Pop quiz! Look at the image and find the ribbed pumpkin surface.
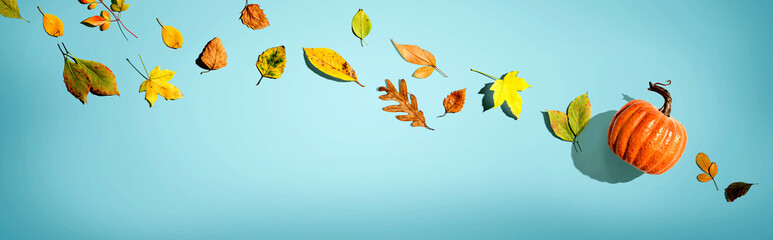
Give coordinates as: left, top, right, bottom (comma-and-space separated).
607, 100, 687, 174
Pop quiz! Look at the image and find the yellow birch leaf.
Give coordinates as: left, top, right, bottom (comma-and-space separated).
256, 45, 286, 86
139, 66, 183, 107
37, 6, 63, 37
303, 47, 363, 87
157, 18, 183, 49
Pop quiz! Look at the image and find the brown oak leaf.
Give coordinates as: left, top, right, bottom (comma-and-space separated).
240, 1, 269, 30
378, 79, 433, 130
196, 37, 227, 74
439, 88, 466, 118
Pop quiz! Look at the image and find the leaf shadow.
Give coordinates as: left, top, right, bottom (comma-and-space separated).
303, 50, 349, 83
477, 74, 518, 121
570, 110, 644, 183
622, 93, 635, 102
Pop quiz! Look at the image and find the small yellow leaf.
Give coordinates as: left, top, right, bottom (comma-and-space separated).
412, 66, 434, 79
88, 3, 97, 10
100, 10, 110, 21
38, 7, 63, 37
709, 162, 718, 178
696, 152, 711, 173
697, 173, 712, 183
100, 20, 110, 31
256, 45, 286, 86
157, 18, 183, 49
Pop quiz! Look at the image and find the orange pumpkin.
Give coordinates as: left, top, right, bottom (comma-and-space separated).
607, 81, 687, 174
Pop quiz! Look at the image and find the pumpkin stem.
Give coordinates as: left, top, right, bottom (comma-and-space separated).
648, 80, 672, 117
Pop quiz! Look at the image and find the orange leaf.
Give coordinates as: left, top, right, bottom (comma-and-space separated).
391, 39, 447, 78
697, 173, 712, 183
81, 16, 107, 27
196, 37, 228, 74
240, 2, 269, 30
439, 88, 466, 118
377, 79, 433, 130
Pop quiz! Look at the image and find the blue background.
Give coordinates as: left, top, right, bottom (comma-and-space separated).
1, 0, 771, 239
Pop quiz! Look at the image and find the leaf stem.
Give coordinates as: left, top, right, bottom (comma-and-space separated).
138, 54, 150, 77
435, 67, 448, 78
470, 69, 500, 81
37, 6, 44, 15
97, 0, 137, 38
438, 112, 448, 118
256, 76, 264, 86
711, 178, 718, 191
156, 18, 163, 27
126, 58, 148, 80
354, 80, 365, 87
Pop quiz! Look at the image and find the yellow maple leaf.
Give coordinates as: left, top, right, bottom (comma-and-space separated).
139, 66, 183, 107
472, 69, 531, 118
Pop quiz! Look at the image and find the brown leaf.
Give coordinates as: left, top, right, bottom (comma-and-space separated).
240, 2, 269, 30
377, 79, 433, 130
439, 88, 466, 118
196, 37, 227, 74
725, 182, 757, 202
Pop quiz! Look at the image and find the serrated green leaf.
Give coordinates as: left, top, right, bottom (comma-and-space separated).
351, 9, 371, 46
546, 110, 574, 142
0, 0, 28, 22
568, 93, 590, 136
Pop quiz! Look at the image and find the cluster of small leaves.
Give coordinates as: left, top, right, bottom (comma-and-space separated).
695, 153, 757, 202
58, 43, 119, 104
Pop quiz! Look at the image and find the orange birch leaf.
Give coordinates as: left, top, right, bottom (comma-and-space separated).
240, 1, 269, 30
196, 37, 228, 74
439, 88, 466, 118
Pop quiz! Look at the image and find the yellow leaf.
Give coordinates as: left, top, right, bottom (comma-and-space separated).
303, 47, 363, 87
38, 7, 63, 37
139, 66, 183, 107
157, 18, 183, 49
709, 162, 718, 178
491, 71, 530, 118
256, 45, 286, 86
697, 173, 712, 183
696, 152, 711, 173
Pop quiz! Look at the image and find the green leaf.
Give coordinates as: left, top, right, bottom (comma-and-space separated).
63, 58, 91, 104
75, 58, 120, 96
568, 93, 590, 136
546, 110, 574, 142
0, 0, 28, 22
256, 45, 286, 85
351, 9, 371, 46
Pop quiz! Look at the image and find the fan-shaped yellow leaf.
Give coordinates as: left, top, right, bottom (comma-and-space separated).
139, 66, 183, 107
38, 7, 63, 37
157, 18, 182, 49
303, 47, 363, 87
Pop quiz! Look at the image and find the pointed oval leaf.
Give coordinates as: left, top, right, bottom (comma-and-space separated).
303, 47, 363, 87
391, 39, 436, 66
88, 3, 97, 10
41, 11, 63, 37
412, 66, 434, 79
75, 58, 119, 96
240, 3, 269, 30
257, 45, 286, 80
567, 93, 591, 136
63, 58, 90, 104
352, 9, 371, 45
81, 15, 107, 27
1, 0, 27, 22
157, 19, 183, 49
546, 110, 574, 142
709, 162, 718, 178
725, 182, 756, 202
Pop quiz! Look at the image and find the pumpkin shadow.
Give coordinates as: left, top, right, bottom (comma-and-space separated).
621, 93, 635, 102
477, 81, 518, 120
569, 110, 644, 183
303, 50, 350, 84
